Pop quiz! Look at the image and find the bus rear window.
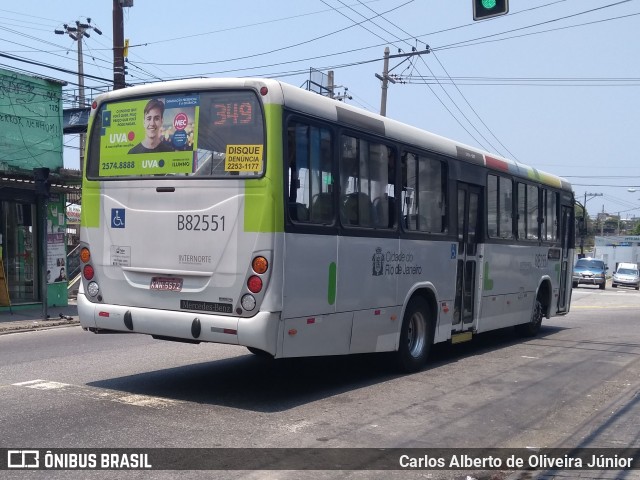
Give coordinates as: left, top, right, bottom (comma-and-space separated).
86, 90, 265, 179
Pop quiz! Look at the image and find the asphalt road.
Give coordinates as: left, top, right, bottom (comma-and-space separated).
1, 285, 639, 480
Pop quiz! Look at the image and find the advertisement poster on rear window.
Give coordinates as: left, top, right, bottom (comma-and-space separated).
98, 95, 199, 177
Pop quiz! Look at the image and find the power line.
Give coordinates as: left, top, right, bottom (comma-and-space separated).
430, 49, 519, 159
433, 2, 637, 52
3, 2, 636, 92
146, 10, 640, 83
0, 51, 118, 85
127, 0, 415, 67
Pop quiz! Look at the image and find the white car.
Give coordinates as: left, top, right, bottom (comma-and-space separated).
612, 267, 640, 290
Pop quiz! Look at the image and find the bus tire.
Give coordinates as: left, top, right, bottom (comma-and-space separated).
396, 297, 432, 373
516, 298, 543, 337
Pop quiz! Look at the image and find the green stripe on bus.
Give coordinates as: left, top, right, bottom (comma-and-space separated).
328, 262, 337, 305
244, 103, 284, 233
80, 113, 100, 228
483, 261, 494, 291
80, 180, 100, 228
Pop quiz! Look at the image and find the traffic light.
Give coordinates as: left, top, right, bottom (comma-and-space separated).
33, 167, 51, 197
473, 0, 509, 21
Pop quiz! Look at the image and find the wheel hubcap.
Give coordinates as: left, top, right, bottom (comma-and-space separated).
407, 312, 426, 358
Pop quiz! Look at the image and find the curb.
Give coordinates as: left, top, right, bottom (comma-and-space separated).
0, 318, 80, 335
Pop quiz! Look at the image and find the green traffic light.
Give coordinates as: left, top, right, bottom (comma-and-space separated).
474, 0, 508, 20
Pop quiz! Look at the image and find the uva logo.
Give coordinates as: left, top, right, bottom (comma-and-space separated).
142, 159, 165, 168
109, 132, 136, 143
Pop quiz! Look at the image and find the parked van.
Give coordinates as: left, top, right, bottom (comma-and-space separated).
572, 257, 607, 289
612, 263, 640, 290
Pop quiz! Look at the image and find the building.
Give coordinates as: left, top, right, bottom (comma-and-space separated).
0, 68, 80, 310
593, 235, 640, 272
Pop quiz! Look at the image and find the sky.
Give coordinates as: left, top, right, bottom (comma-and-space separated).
1, 0, 639, 219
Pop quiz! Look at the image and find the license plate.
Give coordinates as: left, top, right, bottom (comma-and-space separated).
150, 277, 183, 291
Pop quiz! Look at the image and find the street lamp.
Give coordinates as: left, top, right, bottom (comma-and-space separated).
55, 18, 102, 173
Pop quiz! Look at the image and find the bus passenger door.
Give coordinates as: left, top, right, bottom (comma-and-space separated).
453, 183, 483, 334
557, 204, 572, 313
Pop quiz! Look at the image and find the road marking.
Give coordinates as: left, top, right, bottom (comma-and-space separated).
281, 420, 313, 433
13, 379, 69, 390
521, 356, 539, 359
570, 305, 638, 309
12, 379, 181, 409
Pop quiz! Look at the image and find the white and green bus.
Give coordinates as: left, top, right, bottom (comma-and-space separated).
78, 78, 575, 372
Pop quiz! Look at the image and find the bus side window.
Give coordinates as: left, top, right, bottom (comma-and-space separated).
543, 189, 558, 241
488, 174, 514, 240
401, 150, 447, 233
339, 137, 394, 229
517, 182, 540, 241
287, 122, 334, 224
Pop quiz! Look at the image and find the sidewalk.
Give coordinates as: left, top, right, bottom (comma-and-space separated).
0, 300, 79, 335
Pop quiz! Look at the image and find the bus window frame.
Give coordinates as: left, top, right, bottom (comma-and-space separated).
486, 173, 516, 244
542, 188, 560, 244
283, 113, 338, 235
516, 181, 542, 243
85, 88, 268, 182
398, 147, 450, 238
337, 128, 398, 236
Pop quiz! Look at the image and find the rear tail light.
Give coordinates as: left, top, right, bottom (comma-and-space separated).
247, 275, 263, 293
83, 264, 95, 280
240, 254, 270, 313
252, 256, 268, 274
80, 247, 91, 263
241, 294, 256, 311
86, 281, 100, 297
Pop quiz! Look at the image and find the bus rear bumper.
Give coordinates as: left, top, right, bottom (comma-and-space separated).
78, 292, 281, 355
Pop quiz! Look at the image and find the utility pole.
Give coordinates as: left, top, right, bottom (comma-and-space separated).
377, 47, 393, 116
581, 192, 603, 255
55, 18, 102, 173
34, 168, 50, 320
323, 70, 351, 102
327, 71, 334, 99
375, 46, 430, 117
113, 0, 126, 90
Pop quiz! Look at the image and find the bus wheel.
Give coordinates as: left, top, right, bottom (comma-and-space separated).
516, 298, 543, 337
396, 297, 432, 373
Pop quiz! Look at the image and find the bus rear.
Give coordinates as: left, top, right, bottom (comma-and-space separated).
78, 79, 284, 354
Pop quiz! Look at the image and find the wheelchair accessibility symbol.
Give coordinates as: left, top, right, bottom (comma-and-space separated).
111, 208, 126, 228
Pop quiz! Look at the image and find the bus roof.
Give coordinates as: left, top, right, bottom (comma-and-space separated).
92, 77, 572, 192
276, 80, 572, 192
